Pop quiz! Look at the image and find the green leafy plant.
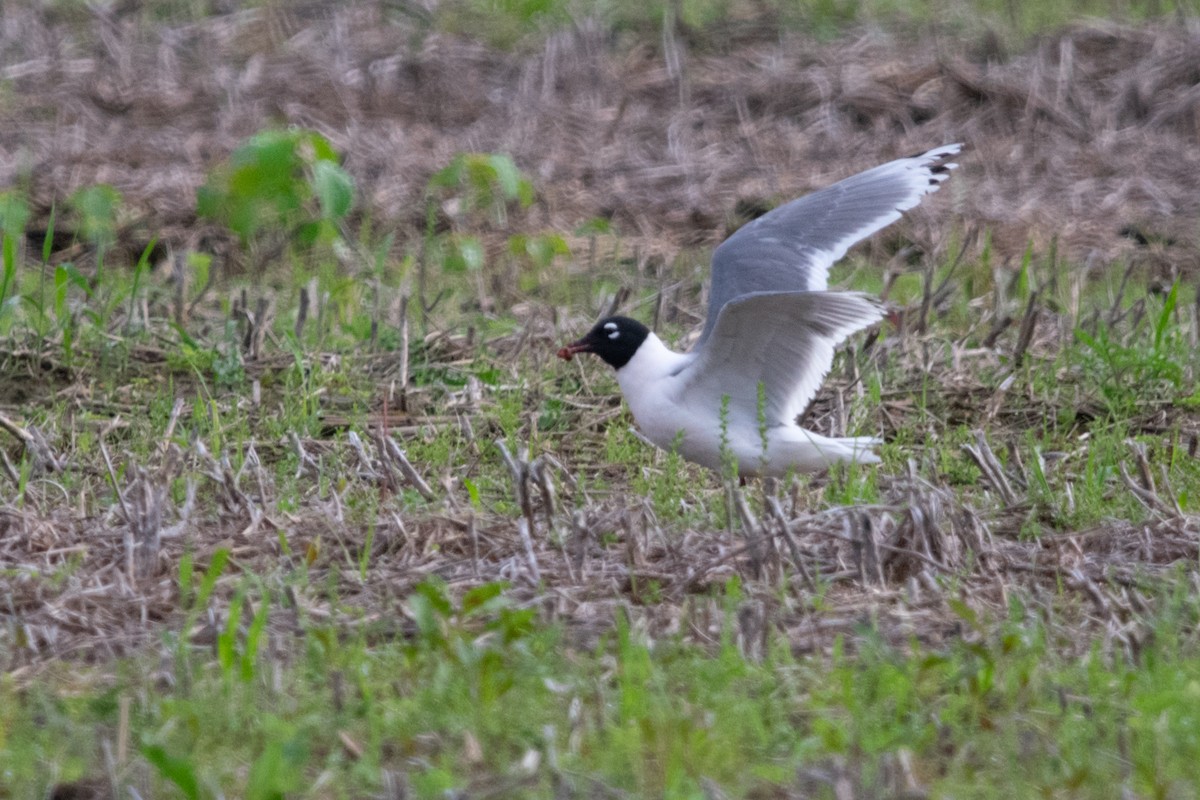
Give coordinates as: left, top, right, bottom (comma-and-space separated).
217, 582, 271, 683
1074, 281, 1186, 413
421, 152, 533, 296
51, 262, 88, 363
427, 231, 485, 275
68, 184, 122, 250
245, 725, 308, 800
427, 152, 533, 225
141, 744, 201, 800
0, 190, 29, 327
197, 129, 355, 258
718, 392, 737, 482
508, 230, 571, 290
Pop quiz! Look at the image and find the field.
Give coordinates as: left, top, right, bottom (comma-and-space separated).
2, 1, 1200, 797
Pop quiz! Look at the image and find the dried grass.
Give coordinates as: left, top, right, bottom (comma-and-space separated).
2, 409, 1196, 674
2, 4, 1200, 672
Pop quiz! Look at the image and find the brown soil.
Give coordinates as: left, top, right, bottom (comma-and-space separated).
2, 3, 1200, 269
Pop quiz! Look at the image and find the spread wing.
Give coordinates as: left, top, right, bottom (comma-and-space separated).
678, 291, 884, 427
697, 144, 960, 346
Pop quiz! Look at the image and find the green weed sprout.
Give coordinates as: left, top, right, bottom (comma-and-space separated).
197, 129, 355, 261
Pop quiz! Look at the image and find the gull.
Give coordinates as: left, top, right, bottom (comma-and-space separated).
558, 145, 961, 477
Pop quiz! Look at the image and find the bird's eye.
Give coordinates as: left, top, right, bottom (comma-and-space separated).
608, 331, 620, 340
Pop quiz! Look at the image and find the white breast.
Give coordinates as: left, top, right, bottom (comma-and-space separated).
614, 335, 737, 469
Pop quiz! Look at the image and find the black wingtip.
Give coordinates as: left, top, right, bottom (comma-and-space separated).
906, 144, 964, 161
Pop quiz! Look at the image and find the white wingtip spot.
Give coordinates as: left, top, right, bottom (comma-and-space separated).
911, 144, 963, 196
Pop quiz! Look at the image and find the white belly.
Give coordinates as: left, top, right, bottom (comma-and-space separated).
609, 332, 879, 476
620, 374, 879, 476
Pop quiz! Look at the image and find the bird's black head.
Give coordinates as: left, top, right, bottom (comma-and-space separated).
557, 316, 650, 370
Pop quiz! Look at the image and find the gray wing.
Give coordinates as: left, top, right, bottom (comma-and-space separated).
697, 144, 960, 346
679, 291, 884, 427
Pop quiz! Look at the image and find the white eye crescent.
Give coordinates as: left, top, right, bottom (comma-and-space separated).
603, 321, 618, 331
608, 331, 619, 340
